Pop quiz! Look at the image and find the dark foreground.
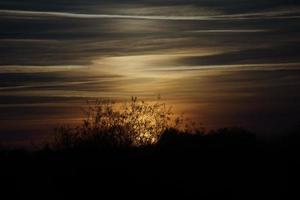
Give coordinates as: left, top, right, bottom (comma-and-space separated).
0, 128, 293, 200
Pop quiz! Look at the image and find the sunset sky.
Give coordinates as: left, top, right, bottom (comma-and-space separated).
0, 0, 300, 145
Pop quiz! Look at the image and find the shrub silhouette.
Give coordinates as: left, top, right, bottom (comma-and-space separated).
49, 97, 195, 149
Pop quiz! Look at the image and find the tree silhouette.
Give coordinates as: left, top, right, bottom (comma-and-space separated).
49, 97, 194, 149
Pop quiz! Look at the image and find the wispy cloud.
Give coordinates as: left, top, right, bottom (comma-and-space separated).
1, 9, 300, 21
187, 29, 268, 33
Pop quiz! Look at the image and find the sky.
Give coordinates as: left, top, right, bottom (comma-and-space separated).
0, 0, 300, 145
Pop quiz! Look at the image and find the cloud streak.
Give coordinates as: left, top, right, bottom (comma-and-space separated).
1, 9, 300, 21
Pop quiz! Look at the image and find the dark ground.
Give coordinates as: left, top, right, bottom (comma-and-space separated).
0, 127, 293, 200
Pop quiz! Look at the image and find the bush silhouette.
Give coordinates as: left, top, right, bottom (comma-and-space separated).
49, 97, 196, 149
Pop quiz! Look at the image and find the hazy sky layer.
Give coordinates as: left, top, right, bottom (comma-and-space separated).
1, 0, 300, 145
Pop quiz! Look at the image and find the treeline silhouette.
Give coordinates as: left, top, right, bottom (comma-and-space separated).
0, 98, 293, 199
